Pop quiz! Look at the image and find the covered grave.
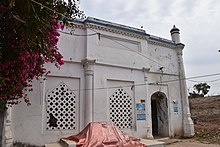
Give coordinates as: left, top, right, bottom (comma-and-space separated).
63, 122, 145, 147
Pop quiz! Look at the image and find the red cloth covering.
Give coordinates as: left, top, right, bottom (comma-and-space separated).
63, 122, 145, 147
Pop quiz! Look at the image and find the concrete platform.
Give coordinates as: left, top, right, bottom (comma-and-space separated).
45, 138, 165, 147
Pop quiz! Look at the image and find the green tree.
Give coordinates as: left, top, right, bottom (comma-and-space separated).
193, 83, 211, 96
0, 0, 84, 110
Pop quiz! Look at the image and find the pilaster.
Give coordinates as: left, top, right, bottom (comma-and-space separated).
142, 67, 153, 139
81, 59, 96, 126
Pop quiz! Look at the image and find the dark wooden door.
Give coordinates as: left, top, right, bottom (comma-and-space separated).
151, 99, 158, 136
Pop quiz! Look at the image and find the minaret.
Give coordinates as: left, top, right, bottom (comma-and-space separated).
170, 25, 195, 137
170, 25, 181, 44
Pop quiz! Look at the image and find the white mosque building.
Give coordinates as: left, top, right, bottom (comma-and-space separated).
2, 17, 194, 146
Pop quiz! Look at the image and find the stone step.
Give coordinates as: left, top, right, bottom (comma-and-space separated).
44, 142, 63, 147
157, 137, 181, 145
140, 139, 166, 147
60, 139, 77, 147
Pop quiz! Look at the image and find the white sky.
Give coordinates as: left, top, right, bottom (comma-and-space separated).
80, 0, 220, 95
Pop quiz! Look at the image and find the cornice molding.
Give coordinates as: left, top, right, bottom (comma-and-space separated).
68, 21, 86, 30
85, 23, 147, 39
147, 39, 177, 49
67, 21, 179, 49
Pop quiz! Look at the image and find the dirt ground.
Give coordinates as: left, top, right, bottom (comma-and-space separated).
166, 96, 220, 146
166, 139, 220, 147
189, 96, 220, 145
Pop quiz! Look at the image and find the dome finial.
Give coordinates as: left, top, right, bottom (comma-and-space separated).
170, 25, 180, 43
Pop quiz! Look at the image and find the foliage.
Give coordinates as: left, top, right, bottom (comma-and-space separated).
0, 0, 84, 110
192, 83, 211, 97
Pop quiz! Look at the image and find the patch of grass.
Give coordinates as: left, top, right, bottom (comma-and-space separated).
194, 131, 220, 145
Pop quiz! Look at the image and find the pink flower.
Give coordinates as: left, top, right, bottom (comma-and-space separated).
61, 23, 65, 30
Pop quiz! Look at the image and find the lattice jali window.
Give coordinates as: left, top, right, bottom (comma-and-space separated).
109, 88, 133, 129
46, 82, 76, 130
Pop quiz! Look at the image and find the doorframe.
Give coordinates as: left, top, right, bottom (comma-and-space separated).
151, 91, 170, 138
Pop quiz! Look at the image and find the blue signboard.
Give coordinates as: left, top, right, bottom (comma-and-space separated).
137, 114, 146, 120
136, 103, 146, 120
173, 102, 178, 113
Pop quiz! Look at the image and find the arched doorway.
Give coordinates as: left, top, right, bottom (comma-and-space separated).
151, 92, 169, 138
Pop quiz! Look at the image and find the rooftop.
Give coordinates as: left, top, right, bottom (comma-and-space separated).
73, 17, 176, 45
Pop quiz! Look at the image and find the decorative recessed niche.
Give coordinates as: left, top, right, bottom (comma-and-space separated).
109, 88, 133, 129
46, 82, 76, 130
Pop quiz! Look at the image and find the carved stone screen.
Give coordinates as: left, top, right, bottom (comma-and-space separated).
109, 88, 133, 129
46, 82, 76, 130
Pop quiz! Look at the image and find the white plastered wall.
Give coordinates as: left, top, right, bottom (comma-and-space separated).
11, 26, 87, 145
11, 23, 186, 145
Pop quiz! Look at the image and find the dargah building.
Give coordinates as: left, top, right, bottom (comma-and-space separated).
2, 17, 194, 146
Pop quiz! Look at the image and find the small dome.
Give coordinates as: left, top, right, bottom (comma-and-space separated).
170, 25, 180, 34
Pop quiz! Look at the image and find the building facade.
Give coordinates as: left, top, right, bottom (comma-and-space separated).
6, 17, 194, 146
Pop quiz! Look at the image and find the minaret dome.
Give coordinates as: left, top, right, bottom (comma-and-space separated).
170, 25, 181, 44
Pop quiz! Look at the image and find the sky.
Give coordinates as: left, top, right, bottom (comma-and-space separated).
79, 0, 220, 95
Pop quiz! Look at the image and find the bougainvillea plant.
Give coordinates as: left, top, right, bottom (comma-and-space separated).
0, 0, 84, 110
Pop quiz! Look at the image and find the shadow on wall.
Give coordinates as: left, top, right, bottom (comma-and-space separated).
13, 142, 41, 147
0, 112, 4, 146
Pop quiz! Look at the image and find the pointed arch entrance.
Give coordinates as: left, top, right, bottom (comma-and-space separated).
151, 91, 169, 138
